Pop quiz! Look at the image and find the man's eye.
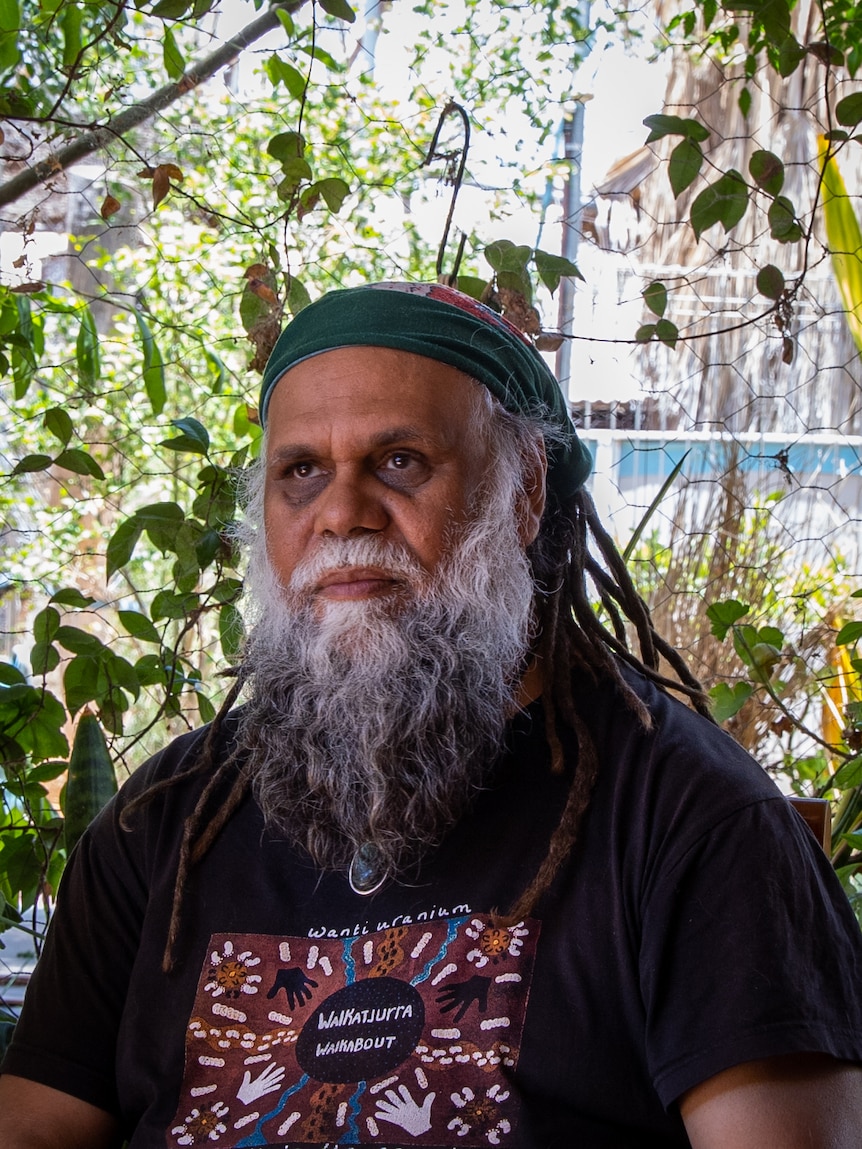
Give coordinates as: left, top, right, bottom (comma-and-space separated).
288, 461, 321, 479
379, 452, 429, 486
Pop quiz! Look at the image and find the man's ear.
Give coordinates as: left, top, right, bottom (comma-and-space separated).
517, 437, 547, 547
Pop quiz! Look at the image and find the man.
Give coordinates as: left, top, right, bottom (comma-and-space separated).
1, 281, 861, 1148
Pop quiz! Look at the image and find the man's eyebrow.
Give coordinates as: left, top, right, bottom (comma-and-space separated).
268, 426, 439, 464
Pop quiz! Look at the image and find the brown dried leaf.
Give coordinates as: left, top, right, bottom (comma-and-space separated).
162, 163, 184, 182
782, 336, 795, 364
152, 166, 171, 209
137, 167, 155, 178
12, 254, 25, 268
0, 126, 5, 146
100, 194, 121, 221
11, 281, 45, 294
248, 314, 282, 373
245, 263, 270, 280
497, 287, 541, 335
535, 332, 564, 352
248, 280, 278, 305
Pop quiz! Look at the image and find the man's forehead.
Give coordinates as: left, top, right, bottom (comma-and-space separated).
265, 345, 487, 433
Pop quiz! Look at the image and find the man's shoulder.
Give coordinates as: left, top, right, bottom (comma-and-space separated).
571, 661, 782, 807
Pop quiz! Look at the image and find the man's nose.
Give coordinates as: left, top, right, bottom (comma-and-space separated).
313, 469, 389, 538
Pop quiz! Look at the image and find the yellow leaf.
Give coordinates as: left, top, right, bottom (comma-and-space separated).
819, 137, 862, 352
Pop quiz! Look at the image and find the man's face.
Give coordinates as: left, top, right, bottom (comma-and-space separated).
263, 346, 496, 611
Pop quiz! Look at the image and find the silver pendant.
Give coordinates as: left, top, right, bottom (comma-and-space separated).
348, 843, 388, 896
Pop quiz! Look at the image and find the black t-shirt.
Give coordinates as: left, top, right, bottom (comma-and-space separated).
5, 669, 862, 1148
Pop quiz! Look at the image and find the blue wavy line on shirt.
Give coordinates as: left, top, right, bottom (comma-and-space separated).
235, 1073, 310, 1147
343, 1081, 365, 1141
411, 915, 467, 986
343, 935, 357, 984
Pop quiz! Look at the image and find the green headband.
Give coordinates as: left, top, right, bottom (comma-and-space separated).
259, 282, 592, 496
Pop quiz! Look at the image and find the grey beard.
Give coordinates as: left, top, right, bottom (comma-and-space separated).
234, 502, 536, 882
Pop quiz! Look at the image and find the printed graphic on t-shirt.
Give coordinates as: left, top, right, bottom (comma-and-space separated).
169, 915, 539, 1147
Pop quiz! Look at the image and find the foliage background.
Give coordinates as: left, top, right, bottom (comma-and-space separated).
0, 0, 861, 1024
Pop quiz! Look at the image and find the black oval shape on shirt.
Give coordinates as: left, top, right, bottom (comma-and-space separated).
296, 976, 425, 1083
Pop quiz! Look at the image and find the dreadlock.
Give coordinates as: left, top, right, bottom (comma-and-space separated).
127, 401, 713, 972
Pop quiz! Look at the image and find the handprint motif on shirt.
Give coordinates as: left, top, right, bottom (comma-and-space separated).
237, 1062, 285, 1105
375, 1084, 436, 1136
436, 974, 491, 1023
266, 967, 318, 1009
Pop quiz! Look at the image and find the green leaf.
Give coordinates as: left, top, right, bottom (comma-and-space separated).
267, 131, 306, 163
30, 641, 59, 676
314, 177, 350, 213
837, 93, 862, 129
266, 54, 306, 99
44, 406, 73, 447
61, 2, 82, 68
135, 654, 167, 687
452, 276, 489, 301
690, 169, 749, 239
0, 0, 21, 72
534, 249, 583, 294
287, 277, 312, 315
54, 626, 105, 656
198, 692, 216, 724
275, 8, 295, 35
707, 599, 750, 641
768, 195, 803, 242
484, 239, 532, 274
151, 590, 199, 621
756, 264, 785, 300
54, 448, 105, 481
75, 305, 100, 393
276, 157, 313, 196
204, 348, 226, 394
118, 610, 161, 644
709, 681, 755, 723
219, 602, 245, 661
160, 416, 210, 455
738, 87, 752, 118
668, 138, 703, 198
635, 323, 657, 343
656, 319, 679, 348
195, 527, 221, 569
642, 281, 667, 318
135, 312, 166, 416
63, 656, 101, 716
33, 606, 60, 645
777, 34, 805, 77
12, 453, 53, 475
50, 587, 96, 608
749, 150, 784, 195
643, 114, 710, 144
836, 621, 862, 646
298, 43, 339, 70
831, 754, 862, 790
162, 25, 185, 80
319, 0, 355, 21
0, 662, 25, 686
212, 577, 243, 604
106, 516, 143, 581
151, 0, 191, 15
137, 502, 185, 552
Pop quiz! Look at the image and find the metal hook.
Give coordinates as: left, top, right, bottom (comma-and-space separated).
423, 101, 471, 283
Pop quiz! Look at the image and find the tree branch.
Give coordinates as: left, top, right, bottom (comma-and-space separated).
0, 0, 308, 211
